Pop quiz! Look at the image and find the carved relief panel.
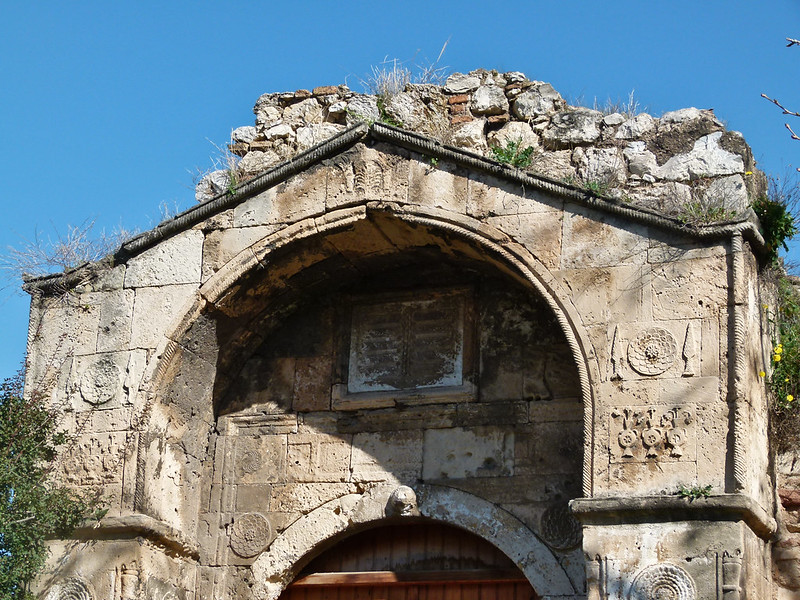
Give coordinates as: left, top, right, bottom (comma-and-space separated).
609, 405, 696, 463
610, 322, 700, 381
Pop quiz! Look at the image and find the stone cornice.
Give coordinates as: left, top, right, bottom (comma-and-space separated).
570, 494, 777, 540
23, 121, 767, 296
70, 514, 199, 560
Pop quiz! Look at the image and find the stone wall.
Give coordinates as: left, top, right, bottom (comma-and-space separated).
199, 69, 764, 225
26, 72, 782, 600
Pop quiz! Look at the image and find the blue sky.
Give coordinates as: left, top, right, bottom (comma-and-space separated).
1, 1, 799, 379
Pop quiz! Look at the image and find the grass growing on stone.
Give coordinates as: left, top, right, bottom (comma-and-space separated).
490, 139, 535, 169
676, 484, 712, 500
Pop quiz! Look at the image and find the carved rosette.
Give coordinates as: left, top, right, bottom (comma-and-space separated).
45, 578, 94, 600
628, 563, 696, 600
628, 327, 677, 376
540, 503, 582, 550
230, 512, 272, 558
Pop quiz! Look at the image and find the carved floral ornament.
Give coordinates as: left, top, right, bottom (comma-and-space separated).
611, 323, 698, 379
539, 503, 582, 550
627, 563, 696, 600
45, 578, 94, 600
230, 512, 273, 558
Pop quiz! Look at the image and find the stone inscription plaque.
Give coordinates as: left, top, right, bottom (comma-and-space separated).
348, 290, 466, 393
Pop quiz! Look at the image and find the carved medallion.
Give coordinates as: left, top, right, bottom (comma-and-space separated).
230, 512, 272, 558
628, 327, 677, 376
46, 578, 93, 600
628, 563, 696, 600
540, 503, 582, 550
80, 358, 121, 405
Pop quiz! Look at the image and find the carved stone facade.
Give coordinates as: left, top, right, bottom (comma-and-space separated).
26, 76, 780, 599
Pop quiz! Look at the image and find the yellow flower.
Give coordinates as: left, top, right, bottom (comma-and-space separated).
745, 171, 753, 176
788, 395, 794, 402
775, 355, 782, 362
759, 370, 766, 378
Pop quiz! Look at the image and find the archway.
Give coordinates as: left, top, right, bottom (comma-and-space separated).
282, 522, 540, 600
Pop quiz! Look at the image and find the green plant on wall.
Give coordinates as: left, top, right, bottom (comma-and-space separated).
0, 371, 100, 599
676, 484, 712, 500
753, 196, 797, 263
766, 277, 800, 399
490, 139, 535, 169
375, 96, 404, 128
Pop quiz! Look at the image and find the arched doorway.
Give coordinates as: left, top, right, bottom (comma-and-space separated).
281, 523, 540, 600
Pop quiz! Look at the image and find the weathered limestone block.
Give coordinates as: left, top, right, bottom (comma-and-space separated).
467, 173, 561, 218
530, 149, 576, 180
471, 85, 509, 115
488, 212, 562, 271
350, 431, 423, 482
264, 122, 294, 141
408, 158, 469, 213
383, 92, 427, 129
124, 230, 203, 287
450, 118, 487, 152
573, 146, 627, 187
512, 82, 565, 121
700, 173, 748, 213
269, 483, 356, 514
96, 289, 135, 352
623, 141, 659, 179
286, 433, 351, 483
615, 113, 656, 139
130, 283, 198, 349
202, 225, 279, 281
291, 355, 332, 412
651, 257, 727, 320
422, 427, 514, 479
295, 123, 344, 152
561, 208, 649, 268
196, 169, 232, 203
69, 351, 131, 409
487, 121, 539, 151
325, 145, 410, 209
238, 149, 281, 175
231, 125, 257, 143
231, 435, 287, 485
542, 108, 603, 148
255, 104, 282, 131
558, 265, 646, 327
282, 97, 322, 126
658, 131, 745, 181
345, 95, 380, 125
515, 423, 581, 476
444, 72, 481, 94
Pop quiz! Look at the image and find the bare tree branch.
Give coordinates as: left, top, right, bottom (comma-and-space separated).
762, 93, 800, 118
787, 37, 800, 47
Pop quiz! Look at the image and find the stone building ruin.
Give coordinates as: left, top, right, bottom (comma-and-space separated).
25, 70, 795, 599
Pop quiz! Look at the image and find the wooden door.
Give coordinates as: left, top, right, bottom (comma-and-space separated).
281, 524, 539, 600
